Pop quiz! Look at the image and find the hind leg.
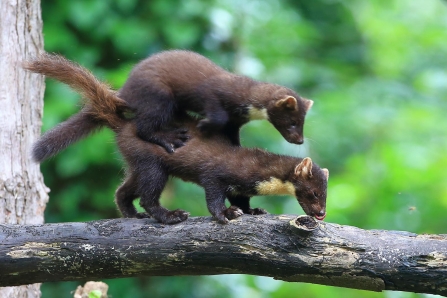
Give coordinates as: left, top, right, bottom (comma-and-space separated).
138, 161, 189, 224
136, 91, 190, 153
227, 194, 267, 215
115, 176, 138, 218
122, 81, 189, 153
115, 173, 150, 218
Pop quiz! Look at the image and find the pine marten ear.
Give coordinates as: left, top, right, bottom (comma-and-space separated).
275, 96, 297, 110
294, 157, 313, 178
321, 168, 329, 180
303, 98, 314, 111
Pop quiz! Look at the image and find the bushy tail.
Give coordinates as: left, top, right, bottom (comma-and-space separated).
32, 111, 100, 162
24, 53, 129, 162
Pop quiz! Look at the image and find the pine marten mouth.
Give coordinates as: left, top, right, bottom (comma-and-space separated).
314, 214, 326, 221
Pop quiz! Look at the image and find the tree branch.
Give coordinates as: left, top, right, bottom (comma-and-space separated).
1, 215, 446, 296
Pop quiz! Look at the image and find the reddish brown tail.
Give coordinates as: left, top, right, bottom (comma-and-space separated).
24, 53, 129, 162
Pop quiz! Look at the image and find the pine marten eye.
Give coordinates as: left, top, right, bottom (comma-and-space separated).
290, 120, 297, 127
312, 191, 319, 198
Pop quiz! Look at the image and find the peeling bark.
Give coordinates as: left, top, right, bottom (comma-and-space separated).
0, 0, 47, 297
0, 215, 446, 296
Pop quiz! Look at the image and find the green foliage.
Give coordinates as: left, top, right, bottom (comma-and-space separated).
38, 0, 447, 297
88, 290, 102, 298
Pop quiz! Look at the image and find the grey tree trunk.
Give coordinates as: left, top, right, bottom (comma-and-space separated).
0, 215, 446, 296
0, 0, 48, 297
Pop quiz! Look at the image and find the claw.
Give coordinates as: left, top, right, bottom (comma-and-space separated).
147, 127, 190, 153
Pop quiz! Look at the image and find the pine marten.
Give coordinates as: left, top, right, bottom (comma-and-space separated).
25, 54, 328, 224
27, 50, 314, 160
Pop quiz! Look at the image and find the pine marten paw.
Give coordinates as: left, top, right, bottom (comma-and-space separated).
159, 209, 190, 224
214, 206, 243, 224
247, 208, 268, 215
224, 206, 244, 221
135, 212, 151, 219
138, 128, 190, 153
150, 128, 190, 153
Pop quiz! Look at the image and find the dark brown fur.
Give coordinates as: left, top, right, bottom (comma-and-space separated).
119, 50, 313, 152
116, 116, 328, 223
24, 54, 130, 161
25, 51, 313, 160
26, 54, 328, 224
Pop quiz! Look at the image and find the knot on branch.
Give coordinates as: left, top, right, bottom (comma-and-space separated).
289, 215, 320, 233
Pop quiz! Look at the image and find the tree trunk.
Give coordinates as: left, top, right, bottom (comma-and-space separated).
0, 0, 47, 297
1, 215, 446, 296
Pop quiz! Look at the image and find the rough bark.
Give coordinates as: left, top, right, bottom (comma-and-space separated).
0, 215, 446, 296
0, 0, 47, 297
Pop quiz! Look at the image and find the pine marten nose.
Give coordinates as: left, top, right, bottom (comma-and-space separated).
294, 134, 304, 144
315, 211, 326, 220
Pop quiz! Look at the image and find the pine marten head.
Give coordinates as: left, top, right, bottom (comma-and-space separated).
267, 90, 313, 145
292, 157, 328, 220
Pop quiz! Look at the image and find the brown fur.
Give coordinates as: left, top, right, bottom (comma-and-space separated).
24, 54, 129, 161
24, 53, 127, 129
116, 116, 328, 223
26, 51, 313, 159
26, 54, 328, 224
119, 50, 314, 152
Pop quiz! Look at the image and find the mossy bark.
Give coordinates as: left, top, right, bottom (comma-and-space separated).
1, 215, 446, 296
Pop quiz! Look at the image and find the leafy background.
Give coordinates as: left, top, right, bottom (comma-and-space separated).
38, 0, 447, 297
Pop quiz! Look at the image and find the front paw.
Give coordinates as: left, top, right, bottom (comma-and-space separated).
215, 206, 244, 224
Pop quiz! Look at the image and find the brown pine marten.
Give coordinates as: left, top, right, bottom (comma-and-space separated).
25, 54, 328, 224
117, 118, 328, 224
27, 50, 314, 161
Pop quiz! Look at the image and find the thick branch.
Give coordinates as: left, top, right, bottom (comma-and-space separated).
0, 215, 446, 296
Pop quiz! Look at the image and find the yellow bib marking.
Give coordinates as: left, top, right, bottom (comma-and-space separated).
248, 106, 268, 121
256, 178, 295, 196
